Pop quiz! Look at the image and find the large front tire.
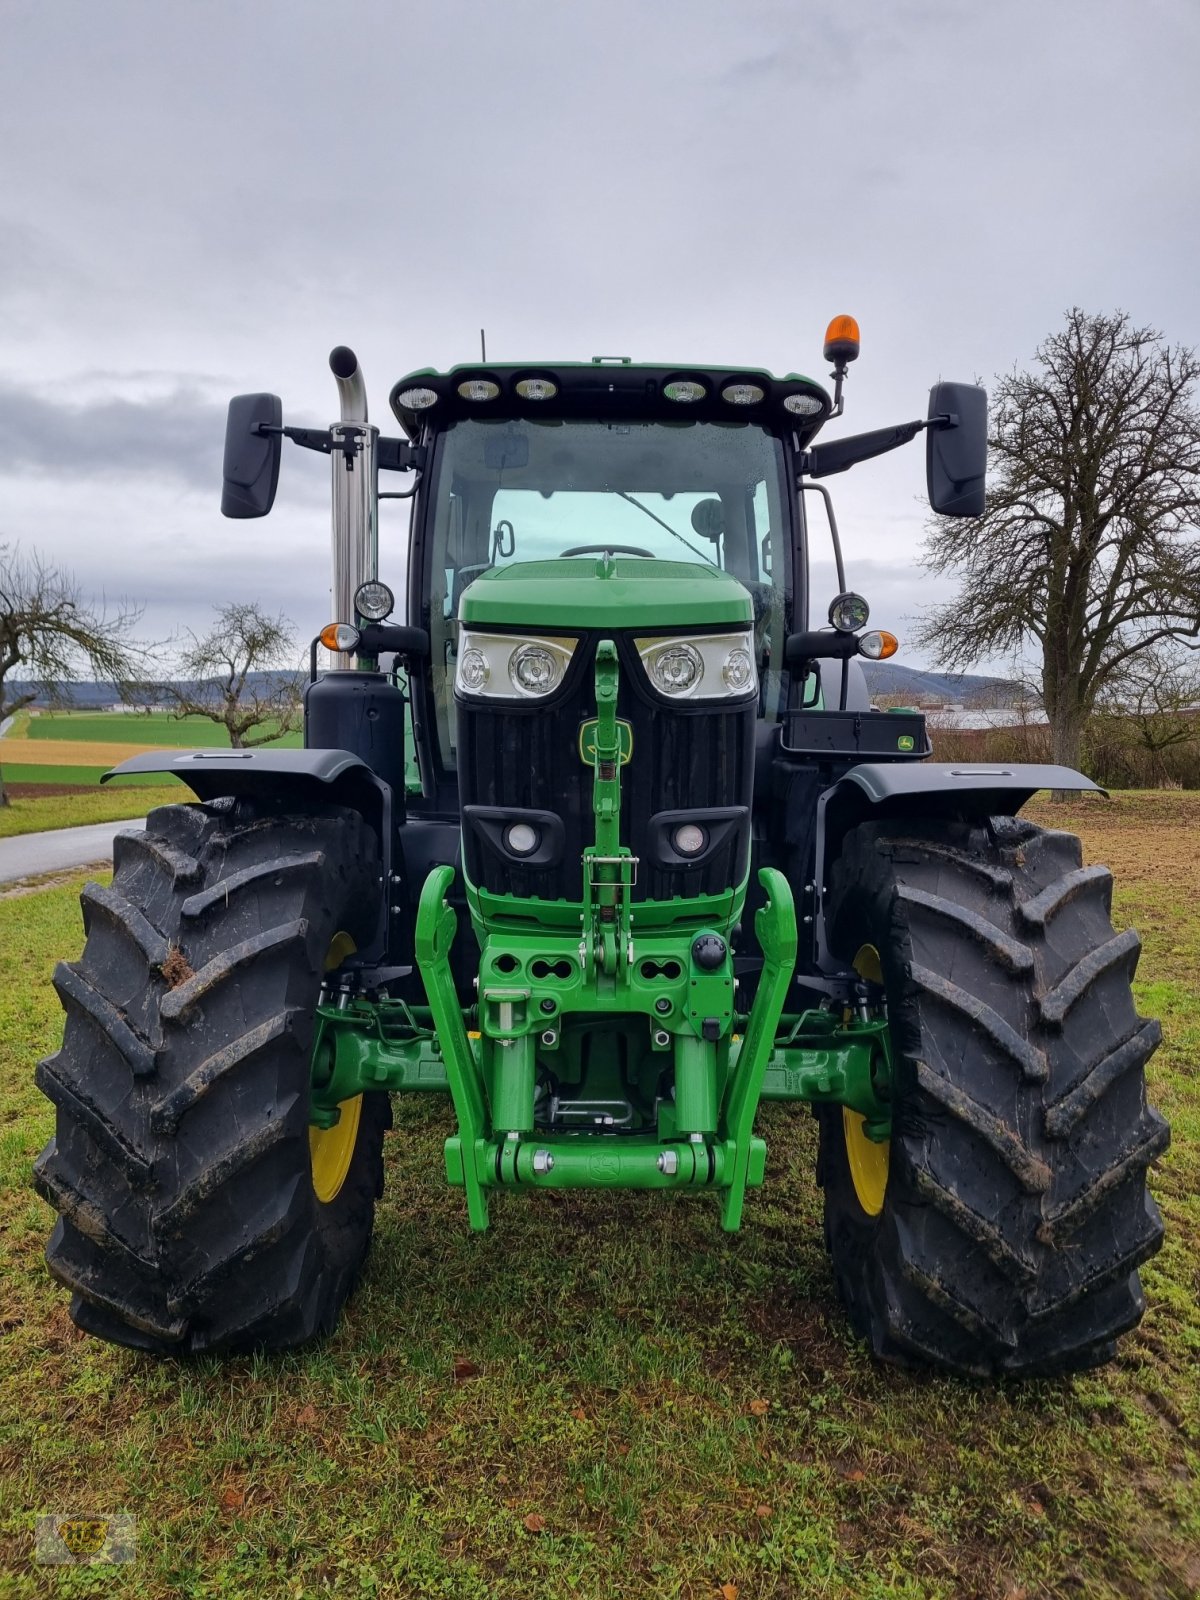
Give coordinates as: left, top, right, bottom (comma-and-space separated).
34, 798, 389, 1355
818, 814, 1168, 1378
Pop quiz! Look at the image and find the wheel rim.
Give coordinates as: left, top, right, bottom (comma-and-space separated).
309, 931, 362, 1204
844, 943, 889, 1216
309, 1094, 363, 1204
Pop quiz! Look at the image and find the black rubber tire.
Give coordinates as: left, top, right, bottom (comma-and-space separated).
816, 814, 1168, 1378
33, 797, 390, 1355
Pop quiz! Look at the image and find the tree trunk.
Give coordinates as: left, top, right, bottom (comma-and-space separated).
1048, 705, 1086, 802
0, 765, 8, 808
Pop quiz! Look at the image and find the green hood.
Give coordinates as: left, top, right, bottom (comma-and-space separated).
458, 557, 752, 631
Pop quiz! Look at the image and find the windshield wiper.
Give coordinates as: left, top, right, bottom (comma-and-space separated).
616, 492, 716, 564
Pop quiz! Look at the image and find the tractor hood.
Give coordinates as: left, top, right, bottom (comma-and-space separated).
457, 557, 753, 632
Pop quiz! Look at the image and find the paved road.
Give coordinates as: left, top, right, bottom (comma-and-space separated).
0, 818, 146, 885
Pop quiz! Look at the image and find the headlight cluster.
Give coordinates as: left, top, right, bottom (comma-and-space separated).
454, 632, 578, 699
635, 633, 758, 701
455, 630, 758, 702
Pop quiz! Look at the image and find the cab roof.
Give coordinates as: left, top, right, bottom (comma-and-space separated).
389, 360, 831, 442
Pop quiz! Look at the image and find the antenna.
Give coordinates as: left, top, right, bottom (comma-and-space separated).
480, 327, 487, 362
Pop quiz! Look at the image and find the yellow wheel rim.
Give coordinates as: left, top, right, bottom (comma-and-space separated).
309, 1094, 363, 1204
844, 943, 890, 1217
309, 932, 362, 1205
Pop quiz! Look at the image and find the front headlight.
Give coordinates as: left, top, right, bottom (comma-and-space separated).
454, 631, 577, 699
635, 632, 758, 700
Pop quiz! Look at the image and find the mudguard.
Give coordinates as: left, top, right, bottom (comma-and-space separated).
829, 761, 1102, 810
101, 746, 376, 802
104, 746, 397, 970
812, 760, 1103, 974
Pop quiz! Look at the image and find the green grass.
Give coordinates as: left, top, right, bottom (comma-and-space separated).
0, 788, 181, 839
22, 712, 302, 748
0, 764, 183, 789
0, 799, 1197, 1598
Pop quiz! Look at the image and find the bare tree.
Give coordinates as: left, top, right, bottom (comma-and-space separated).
0, 543, 146, 806
915, 309, 1200, 773
163, 602, 302, 748
1094, 642, 1200, 783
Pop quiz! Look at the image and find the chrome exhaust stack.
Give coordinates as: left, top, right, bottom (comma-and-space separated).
328, 345, 378, 668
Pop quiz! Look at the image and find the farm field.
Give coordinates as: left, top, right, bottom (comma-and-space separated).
22, 711, 303, 748
0, 792, 1196, 1598
0, 711, 300, 805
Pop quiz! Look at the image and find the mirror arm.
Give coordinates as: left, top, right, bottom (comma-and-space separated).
376, 436, 427, 499
256, 422, 367, 464
801, 417, 930, 479
377, 437, 427, 474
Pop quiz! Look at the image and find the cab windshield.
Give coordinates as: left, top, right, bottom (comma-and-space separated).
422, 416, 792, 768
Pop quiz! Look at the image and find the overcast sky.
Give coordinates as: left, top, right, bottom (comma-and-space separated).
2, 0, 1198, 674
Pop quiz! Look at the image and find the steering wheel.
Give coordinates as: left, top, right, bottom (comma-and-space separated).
560, 544, 657, 558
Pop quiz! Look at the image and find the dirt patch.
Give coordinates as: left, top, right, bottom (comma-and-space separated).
0, 736, 148, 766
5, 783, 94, 798
0, 861, 112, 899
159, 945, 195, 987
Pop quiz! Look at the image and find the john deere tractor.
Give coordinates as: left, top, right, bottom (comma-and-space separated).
34, 323, 1168, 1375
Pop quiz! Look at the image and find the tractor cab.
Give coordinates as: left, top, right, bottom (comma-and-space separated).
392, 361, 823, 814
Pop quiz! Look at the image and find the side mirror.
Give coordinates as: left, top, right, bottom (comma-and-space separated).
690, 498, 725, 542
926, 382, 987, 518
221, 393, 282, 518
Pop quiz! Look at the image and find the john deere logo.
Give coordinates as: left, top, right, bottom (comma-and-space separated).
58, 1521, 108, 1557
897, 735, 915, 751
578, 719, 633, 765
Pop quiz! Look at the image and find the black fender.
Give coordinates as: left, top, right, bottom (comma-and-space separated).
102, 745, 382, 800
103, 747, 398, 970
811, 760, 1103, 973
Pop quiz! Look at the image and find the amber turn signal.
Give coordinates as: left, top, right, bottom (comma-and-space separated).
858, 630, 898, 660
823, 314, 861, 365
320, 622, 361, 653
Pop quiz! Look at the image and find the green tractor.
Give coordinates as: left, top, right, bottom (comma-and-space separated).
34, 323, 1167, 1376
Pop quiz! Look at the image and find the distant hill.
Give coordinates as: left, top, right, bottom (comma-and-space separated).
15, 664, 1028, 712
14, 672, 300, 710
860, 662, 1027, 707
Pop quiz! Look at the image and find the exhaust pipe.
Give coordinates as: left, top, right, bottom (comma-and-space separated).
328, 345, 378, 668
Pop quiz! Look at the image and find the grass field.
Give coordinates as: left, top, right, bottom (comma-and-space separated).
22, 712, 302, 748
0, 788, 181, 840
0, 713, 299, 802
0, 794, 1196, 1597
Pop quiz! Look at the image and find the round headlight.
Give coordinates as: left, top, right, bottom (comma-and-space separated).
783, 392, 824, 416
514, 376, 558, 400
663, 379, 706, 403
457, 378, 501, 401
721, 646, 754, 692
509, 642, 563, 695
396, 386, 439, 409
505, 822, 540, 856
458, 648, 490, 691
354, 579, 395, 621
829, 591, 871, 632
650, 642, 703, 695
672, 823, 707, 856
721, 382, 766, 406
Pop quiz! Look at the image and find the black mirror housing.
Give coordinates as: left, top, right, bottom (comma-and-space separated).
221, 393, 283, 518
926, 382, 987, 518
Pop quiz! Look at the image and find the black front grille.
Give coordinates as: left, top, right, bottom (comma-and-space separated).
457, 635, 755, 904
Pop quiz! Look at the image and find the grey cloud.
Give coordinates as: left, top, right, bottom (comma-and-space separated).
0, 380, 336, 505
0, 381, 226, 489
0, 0, 1196, 680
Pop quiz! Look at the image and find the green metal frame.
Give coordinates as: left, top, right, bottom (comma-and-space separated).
310, 635, 893, 1232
